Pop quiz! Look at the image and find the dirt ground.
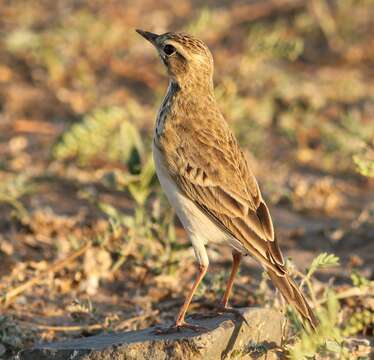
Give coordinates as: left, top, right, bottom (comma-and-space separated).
0, 1, 373, 359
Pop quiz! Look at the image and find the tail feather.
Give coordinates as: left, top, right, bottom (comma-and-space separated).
267, 269, 318, 330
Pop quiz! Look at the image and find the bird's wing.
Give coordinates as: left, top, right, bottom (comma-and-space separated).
160, 124, 286, 275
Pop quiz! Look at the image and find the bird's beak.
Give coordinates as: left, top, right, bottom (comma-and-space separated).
136, 29, 159, 46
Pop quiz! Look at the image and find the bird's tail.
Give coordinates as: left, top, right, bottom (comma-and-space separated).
267, 269, 318, 330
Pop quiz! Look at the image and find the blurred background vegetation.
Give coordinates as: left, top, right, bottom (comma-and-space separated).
0, 0, 373, 358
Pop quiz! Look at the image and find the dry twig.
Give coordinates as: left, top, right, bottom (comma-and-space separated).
18, 321, 103, 332
1, 242, 91, 307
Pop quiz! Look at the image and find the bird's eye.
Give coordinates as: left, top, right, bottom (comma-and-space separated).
163, 44, 176, 56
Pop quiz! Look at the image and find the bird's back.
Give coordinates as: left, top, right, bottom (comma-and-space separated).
154, 86, 284, 268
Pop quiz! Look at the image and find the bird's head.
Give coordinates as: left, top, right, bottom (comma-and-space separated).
136, 29, 214, 90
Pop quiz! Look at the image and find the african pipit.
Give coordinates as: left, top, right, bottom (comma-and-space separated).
136, 29, 318, 332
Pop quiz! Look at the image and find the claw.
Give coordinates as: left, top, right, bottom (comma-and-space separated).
153, 322, 208, 335
219, 306, 249, 326
190, 306, 249, 326
189, 312, 217, 320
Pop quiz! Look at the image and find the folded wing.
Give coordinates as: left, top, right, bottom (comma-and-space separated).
161, 126, 285, 275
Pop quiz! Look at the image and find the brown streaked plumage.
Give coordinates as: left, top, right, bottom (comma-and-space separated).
136, 29, 318, 332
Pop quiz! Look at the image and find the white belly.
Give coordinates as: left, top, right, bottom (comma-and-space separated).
152, 142, 247, 258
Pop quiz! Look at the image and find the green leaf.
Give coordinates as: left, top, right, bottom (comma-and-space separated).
127, 156, 156, 206
307, 253, 340, 279
289, 290, 342, 360
353, 151, 374, 178
98, 202, 121, 219
53, 106, 144, 166
351, 270, 370, 287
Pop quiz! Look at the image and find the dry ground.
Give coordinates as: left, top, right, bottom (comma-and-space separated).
0, 0, 373, 358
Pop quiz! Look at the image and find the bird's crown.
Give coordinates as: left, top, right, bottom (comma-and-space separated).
136, 29, 214, 87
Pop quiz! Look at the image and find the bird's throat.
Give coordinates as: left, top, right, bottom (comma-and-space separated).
155, 81, 180, 139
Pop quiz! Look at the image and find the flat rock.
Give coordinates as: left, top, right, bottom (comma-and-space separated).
18, 307, 285, 360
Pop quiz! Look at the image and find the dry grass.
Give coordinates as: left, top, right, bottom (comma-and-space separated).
0, 0, 373, 358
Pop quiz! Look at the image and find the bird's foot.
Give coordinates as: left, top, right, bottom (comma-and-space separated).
218, 306, 249, 325
153, 321, 208, 335
191, 305, 249, 326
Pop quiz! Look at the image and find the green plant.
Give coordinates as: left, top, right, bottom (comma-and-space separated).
101, 157, 156, 201
298, 253, 340, 307
100, 155, 156, 230
247, 21, 304, 61
353, 146, 374, 178
289, 291, 345, 360
351, 270, 371, 288
342, 309, 373, 337
53, 106, 144, 166
304, 253, 340, 281
0, 173, 34, 220
285, 253, 374, 359
286, 254, 342, 359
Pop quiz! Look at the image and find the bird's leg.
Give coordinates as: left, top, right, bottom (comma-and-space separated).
191, 250, 247, 324
154, 264, 208, 334
217, 251, 248, 324
220, 250, 242, 308
175, 264, 208, 326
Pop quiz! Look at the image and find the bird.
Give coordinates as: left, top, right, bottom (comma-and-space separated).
136, 29, 318, 333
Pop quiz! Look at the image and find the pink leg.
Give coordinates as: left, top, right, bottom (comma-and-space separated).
221, 251, 242, 307
175, 264, 208, 325
155, 264, 208, 334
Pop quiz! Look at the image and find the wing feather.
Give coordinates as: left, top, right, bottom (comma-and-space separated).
158, 121, 285, 273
